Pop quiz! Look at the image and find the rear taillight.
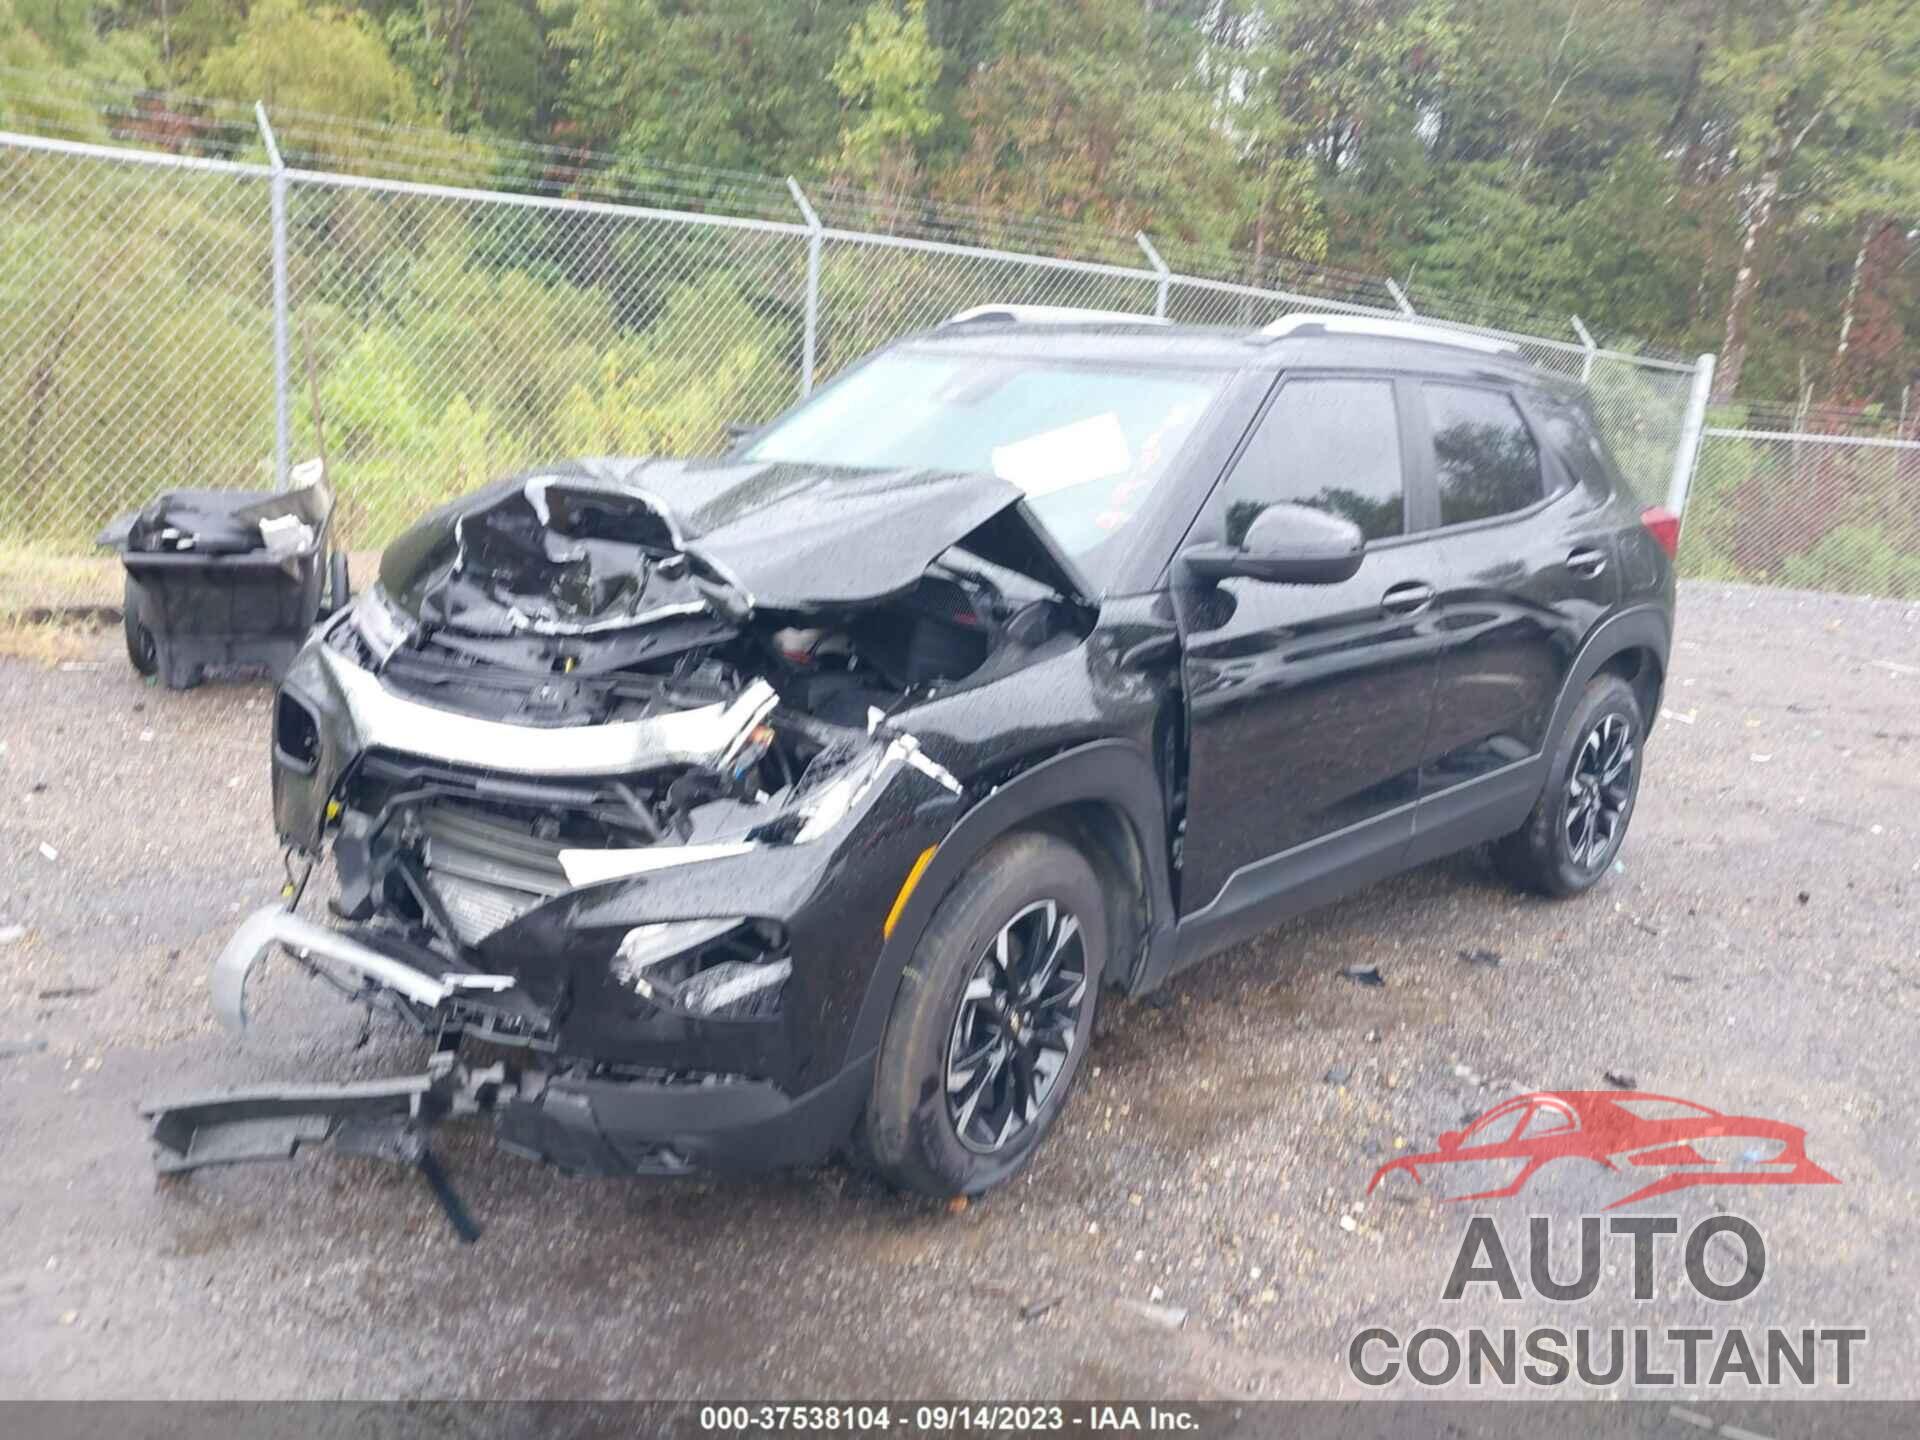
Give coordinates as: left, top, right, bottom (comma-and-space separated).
1641, 506, 1681, 559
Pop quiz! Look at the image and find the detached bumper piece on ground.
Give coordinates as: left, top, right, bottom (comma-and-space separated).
98, 458, 347, 688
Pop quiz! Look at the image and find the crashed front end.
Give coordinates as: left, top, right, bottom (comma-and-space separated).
146, 459, 1092, 1195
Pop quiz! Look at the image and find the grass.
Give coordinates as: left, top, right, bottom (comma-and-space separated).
0, 543, 122, 662
0, 615, 116, 664
0, 543, 121, 619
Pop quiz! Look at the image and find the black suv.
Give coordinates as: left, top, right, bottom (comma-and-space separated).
148, 314, 1675, 1207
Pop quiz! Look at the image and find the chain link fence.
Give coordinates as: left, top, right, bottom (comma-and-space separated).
1689, 405, 1920, 598
2, 105, 1714, 624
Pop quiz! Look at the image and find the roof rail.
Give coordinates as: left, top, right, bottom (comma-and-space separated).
943, 303, 1170, 328
1261, 313, 1518, 355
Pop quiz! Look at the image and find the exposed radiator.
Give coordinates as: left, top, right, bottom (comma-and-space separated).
417, 804, 570, 946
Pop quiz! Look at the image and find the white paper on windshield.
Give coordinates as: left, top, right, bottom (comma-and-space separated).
990, 413, 1132, 496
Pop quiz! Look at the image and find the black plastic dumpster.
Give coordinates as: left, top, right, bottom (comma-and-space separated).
96, 462, 346, 689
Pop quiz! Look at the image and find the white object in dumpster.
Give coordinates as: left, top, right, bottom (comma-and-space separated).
290, 457, 326, 488
257, 513, 316, 558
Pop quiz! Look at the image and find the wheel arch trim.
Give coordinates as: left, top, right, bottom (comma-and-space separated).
845, 739, 1175, 1061
1546, 606, 1671, 753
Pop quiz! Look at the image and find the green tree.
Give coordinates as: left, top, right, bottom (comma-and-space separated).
942, 0, 1265, 250
546, 0, 867, 172
198, 0, 426, 124
1699, 0, 1920, 400
829, 0, 944, 185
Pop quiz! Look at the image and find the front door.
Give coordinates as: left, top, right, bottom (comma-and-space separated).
1174, 374, 1449, 933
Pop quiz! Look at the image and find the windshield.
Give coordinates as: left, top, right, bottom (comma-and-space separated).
741, 348, 1231, 586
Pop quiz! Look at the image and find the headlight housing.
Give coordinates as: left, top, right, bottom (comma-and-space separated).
611, 918, 792, 1020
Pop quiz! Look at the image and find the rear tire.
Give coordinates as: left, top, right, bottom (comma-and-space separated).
860, 831, 1108, 1197
1494, 673, 1644, 897
122, 575, 157, 678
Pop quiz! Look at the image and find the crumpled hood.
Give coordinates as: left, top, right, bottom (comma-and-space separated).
377, 456, 1090, 635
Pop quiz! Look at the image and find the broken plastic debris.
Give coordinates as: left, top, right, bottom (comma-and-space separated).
1662, 708, 1697, 725
37, 843, 57, 862
1604, 1070, 1637, 1089
1751, 753, 1773, 764
1339, 964, 1385, 988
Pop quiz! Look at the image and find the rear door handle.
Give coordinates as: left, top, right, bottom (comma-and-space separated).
1381, 581, 1435, 616
1567, 546, 1608, 579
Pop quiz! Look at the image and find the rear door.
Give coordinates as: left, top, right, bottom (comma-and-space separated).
1174, 374, 1448, 929
1408, 380, 1621, 857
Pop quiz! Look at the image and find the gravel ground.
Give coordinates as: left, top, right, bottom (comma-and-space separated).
1, 580, 1916, 1405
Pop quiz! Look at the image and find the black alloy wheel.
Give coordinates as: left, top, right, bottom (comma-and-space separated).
1493, 672, 1645, 898
944, 899, 1090, 1155
860, 829, 1108, 1196
1564, 712, 1635, 871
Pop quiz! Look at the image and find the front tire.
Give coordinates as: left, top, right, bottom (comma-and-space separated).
1494, 673, 1644, 897
860, 831, 1108, 1197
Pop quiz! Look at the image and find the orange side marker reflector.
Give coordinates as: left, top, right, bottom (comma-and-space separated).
883, 846, 939, 940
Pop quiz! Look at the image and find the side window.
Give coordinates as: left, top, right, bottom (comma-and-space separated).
1221, 378, 1405, 545
1424, 383, 1544, 527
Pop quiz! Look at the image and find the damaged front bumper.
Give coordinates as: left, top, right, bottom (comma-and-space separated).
146, 642, 962, 1204
144, 895, 878, 1232
143, 1038, 873, 1195
210, 903, 516, 1029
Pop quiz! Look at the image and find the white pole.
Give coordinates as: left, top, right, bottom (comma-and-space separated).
1667, 353, 1718, 516
255, 102, 289, 490
1570, 315, 1596, 384
787, 177, 823, 397
1135, 232, 1171, 318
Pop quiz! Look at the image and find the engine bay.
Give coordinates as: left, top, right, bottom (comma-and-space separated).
284, 468, 1095, 971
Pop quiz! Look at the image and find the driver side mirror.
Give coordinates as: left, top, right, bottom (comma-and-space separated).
1180, 502, 1365, 586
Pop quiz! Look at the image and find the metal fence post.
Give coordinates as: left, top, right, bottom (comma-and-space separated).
255, 102, 289, 489
1570, 315, 1597, 384
1384, 277, 1417, 318
1667, 353, 1718, 516
1136, 232, 1170, 318
787, 177, 823, 397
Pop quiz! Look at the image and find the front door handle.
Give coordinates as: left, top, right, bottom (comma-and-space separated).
1567, 546, 1608, 579
1381, 581, 1435, 616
